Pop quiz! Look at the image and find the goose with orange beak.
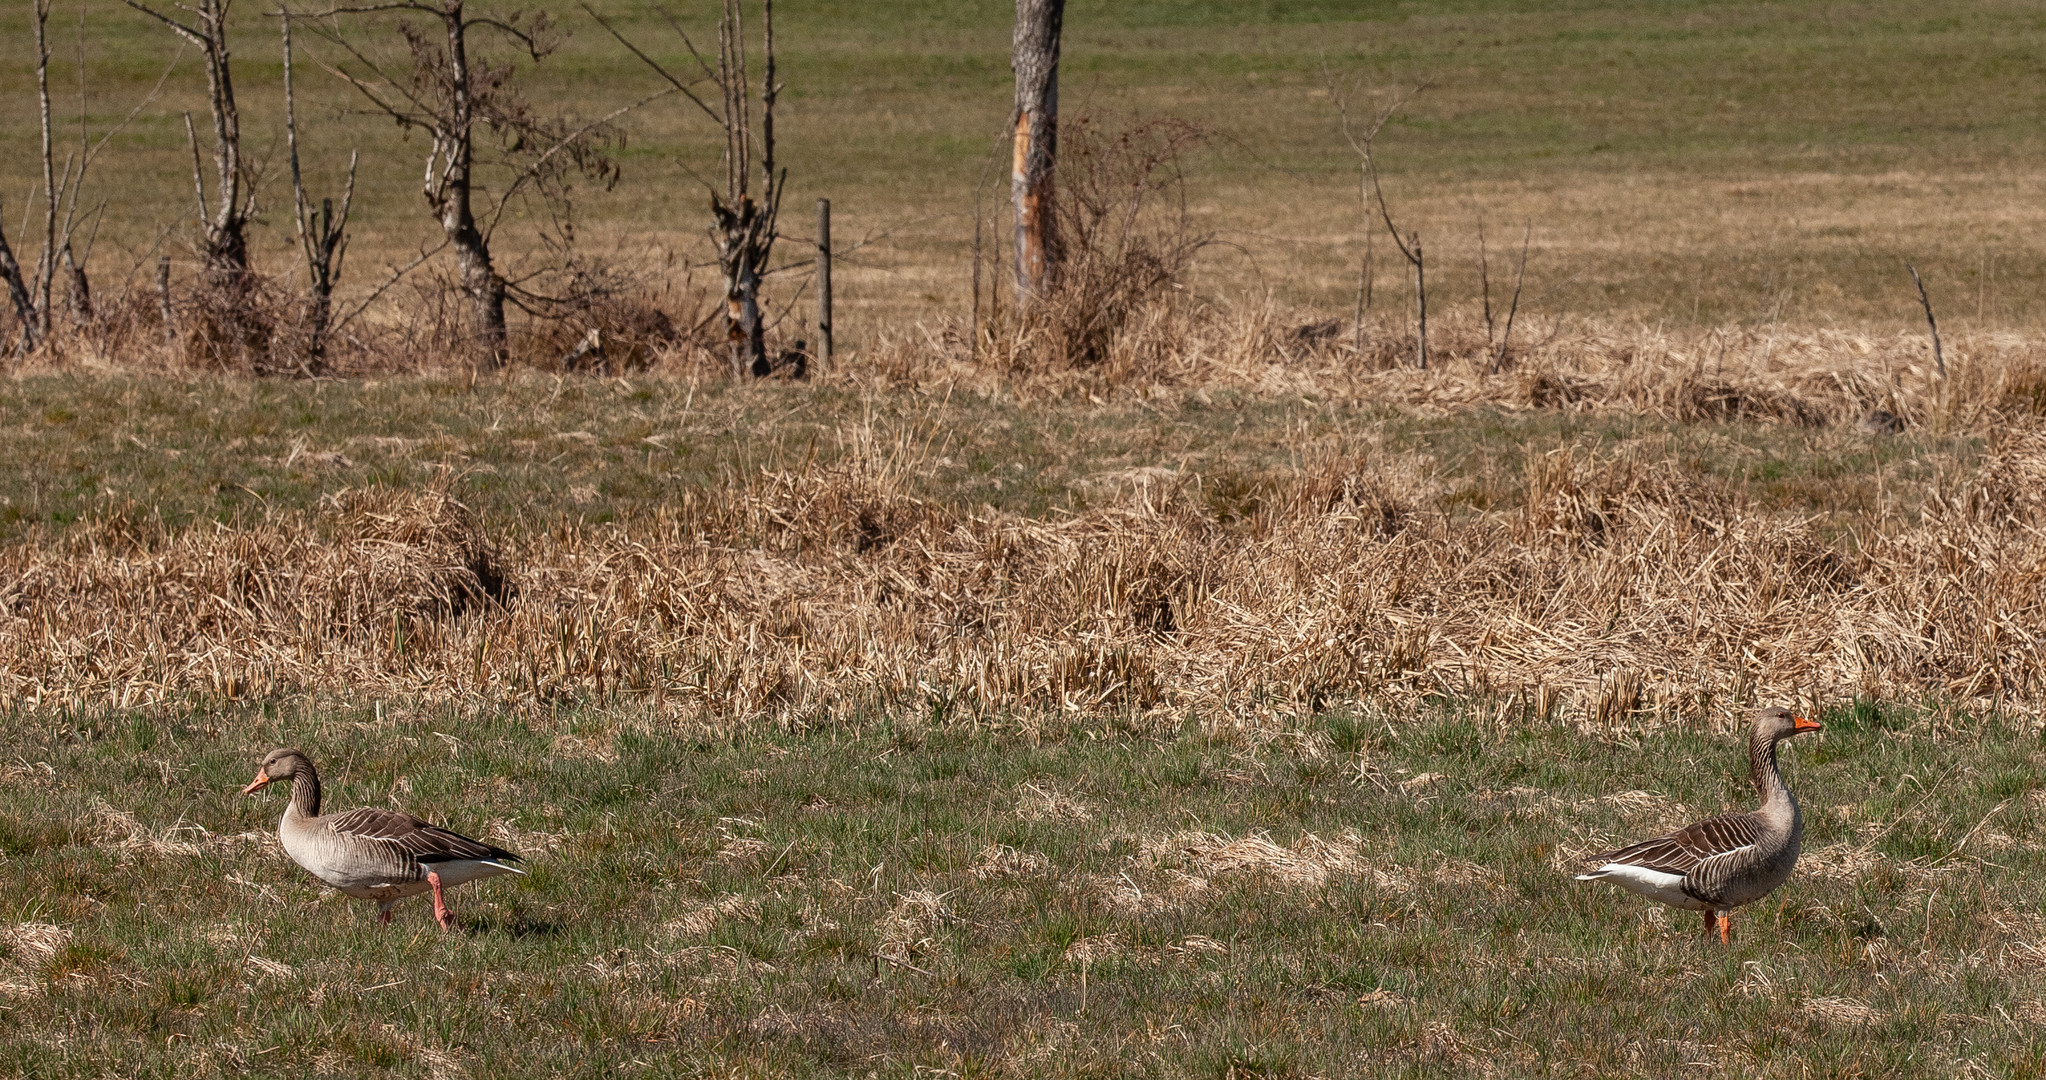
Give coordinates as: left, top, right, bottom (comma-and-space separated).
1576, 707, 1823, 944
241, 748, 523, 930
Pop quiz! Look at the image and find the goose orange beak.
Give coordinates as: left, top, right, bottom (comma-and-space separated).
1792, 715, 1823, 732
240, 771, 272, 795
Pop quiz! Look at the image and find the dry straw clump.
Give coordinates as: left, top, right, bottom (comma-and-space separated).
886, 298, 2046, 435
11, 418, 2046, 722
1135, 829, 1364, 890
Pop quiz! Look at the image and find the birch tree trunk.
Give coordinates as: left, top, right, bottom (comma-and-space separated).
195, 0, 246, 278
1010, 0, 1063, 303
120, 0, 252, 280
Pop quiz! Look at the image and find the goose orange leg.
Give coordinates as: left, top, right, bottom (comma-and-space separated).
1719, 911, 1733, 946
1703, 910, 1718, 940
428, 871, 456, 931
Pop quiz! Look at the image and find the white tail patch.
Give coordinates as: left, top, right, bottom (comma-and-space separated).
1576, 863, 1708, 910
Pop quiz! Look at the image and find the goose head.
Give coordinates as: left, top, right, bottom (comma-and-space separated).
1752, 706, 1822, 742
240, 747, 311, 794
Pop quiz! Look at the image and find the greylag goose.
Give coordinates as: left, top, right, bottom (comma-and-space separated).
239, 748, 523, 930
1575, 706, 1822, 944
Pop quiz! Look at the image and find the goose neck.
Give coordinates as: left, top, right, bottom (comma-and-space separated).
287, 759, 322, 819
1749, 728, 1792, 808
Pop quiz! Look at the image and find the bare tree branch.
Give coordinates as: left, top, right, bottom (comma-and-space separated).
579, 1, 723, 126
1907, 261, 1946, 380
332, 239, 449, 332
480, 86, 679, 239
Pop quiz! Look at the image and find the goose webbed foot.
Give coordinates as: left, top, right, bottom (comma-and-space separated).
428, 871, 457, 931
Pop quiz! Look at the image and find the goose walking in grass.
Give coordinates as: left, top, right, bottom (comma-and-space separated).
1575, 707, 1822, 944
240, 748, 524, 930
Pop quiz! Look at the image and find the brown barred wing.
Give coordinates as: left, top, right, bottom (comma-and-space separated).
322, 807, 522, 866
1668, 812, 1763, 861
1587, 812, 1764, 875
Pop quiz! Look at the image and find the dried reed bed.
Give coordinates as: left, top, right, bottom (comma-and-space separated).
878, 300, 2046, 433
7, 416, 2046, 725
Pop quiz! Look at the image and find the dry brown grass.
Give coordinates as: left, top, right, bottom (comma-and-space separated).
6, 378, 2046, 725
884, 297, 2046, 433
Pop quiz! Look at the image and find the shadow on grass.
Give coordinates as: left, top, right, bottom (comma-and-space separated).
465, 911, 566, 938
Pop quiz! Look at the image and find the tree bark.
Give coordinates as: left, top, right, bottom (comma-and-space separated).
61, 246, 90, 322
1010, 0, 1063, 303
120, 0, 250, 280
433, 0, 506, 366
34, 0, 57, 339
716, 195, 767, 378
0, 225, 35, 350
196, 0, 246, 278
815, 197, 832, 368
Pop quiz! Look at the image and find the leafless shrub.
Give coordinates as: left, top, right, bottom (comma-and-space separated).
980, 115, 1212, 376
513, 259, 714, 375
172, 272, 295, 374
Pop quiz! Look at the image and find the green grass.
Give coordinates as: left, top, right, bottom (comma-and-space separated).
2, 0, 2045, 333
0, 371, 1978, 544
5, 696, 2044, 1076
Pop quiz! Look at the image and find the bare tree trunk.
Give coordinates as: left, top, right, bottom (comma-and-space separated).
156, 256, 175, 343
707, 0, 778, 379
1412, 232, 1426, 371
433, 0, 505, 366
735, 227, 766, 376
1010, 0, 1063, 302
34, 0, 58, 342
716, 195, 767, 378
594, 0, 789, 381
282, 13, 353, 372
815, 197, 832, 368
126, 0, 249, 279
61, 246, 90, 322
195, 0, 245, 278
0, 224, 34, 351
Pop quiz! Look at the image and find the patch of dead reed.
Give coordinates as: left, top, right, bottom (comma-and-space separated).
877, 300, 2046, 432
12, 414, 2046, 723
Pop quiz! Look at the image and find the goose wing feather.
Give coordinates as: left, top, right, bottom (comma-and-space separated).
322, 807, 522, 865
1590, 812, 1763, 874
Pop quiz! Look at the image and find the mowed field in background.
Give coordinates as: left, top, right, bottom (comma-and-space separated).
0, 0, 2044, 336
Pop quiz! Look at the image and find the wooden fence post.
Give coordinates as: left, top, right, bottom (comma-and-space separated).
156, 256, 175, 343
816, 197, 832, 369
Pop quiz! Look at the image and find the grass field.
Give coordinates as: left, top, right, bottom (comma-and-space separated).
3, 0, 2046, 339
8, 696, 2046, 1077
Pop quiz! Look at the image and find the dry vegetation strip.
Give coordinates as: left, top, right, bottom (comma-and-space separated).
7, 346, 2046, 726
